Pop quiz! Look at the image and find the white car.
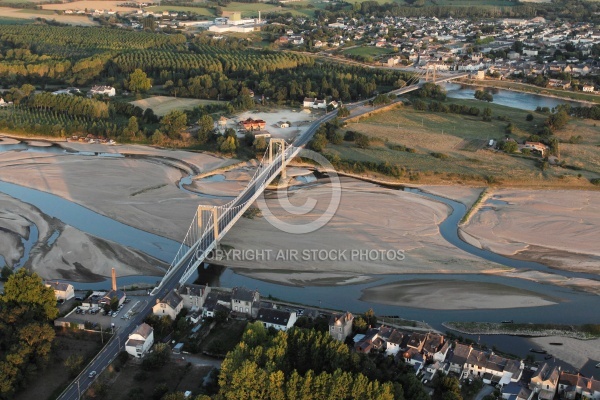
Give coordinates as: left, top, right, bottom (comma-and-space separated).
88, 371, 97, 379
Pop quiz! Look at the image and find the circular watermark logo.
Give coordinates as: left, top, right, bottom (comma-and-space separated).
256, 148, 341, 234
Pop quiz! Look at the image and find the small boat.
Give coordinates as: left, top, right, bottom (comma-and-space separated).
545, 354, 553, 360
549, 342, 563, 346
530, 348, 547, 354
596, 362, 600, 368
501, 320, 514, 324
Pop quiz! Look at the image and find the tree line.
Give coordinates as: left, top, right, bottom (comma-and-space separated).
217, 322, 428, 400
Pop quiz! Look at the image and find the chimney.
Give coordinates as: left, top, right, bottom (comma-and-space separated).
111, 268, 117, 291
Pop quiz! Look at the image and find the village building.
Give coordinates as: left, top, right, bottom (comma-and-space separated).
152, 289, 184, 320
89, 85, 116, 97
125, 323, 154, 358
328, 311, 354, 341
179, 283, 210, 312
256, 308, 297, 331
529, 363, 560, 400
231, 286, 260, 318
45, 281, 75, 301
240, 118, 267, 131
303, 98, 327, 109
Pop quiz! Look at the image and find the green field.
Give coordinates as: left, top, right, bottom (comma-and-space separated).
17, 8, 55, 14
0, 16, 30, 24
343, 46, 396, 57
328, 99, 600, 187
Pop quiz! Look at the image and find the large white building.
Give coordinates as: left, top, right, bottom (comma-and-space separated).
125, 323, 154, 358
256, 308, 297, 331
45, 281, 75, 301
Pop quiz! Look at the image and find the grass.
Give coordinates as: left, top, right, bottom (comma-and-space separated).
0, 16, 30, 23
329, 99, 600, 187
100, 359, 213, 400
201, 319, 247, 356
17, 8, 55, 14
342, 46, 396, 57
130, 96, 226, 117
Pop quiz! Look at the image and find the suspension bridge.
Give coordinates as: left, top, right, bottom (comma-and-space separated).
150, 67, 468, 296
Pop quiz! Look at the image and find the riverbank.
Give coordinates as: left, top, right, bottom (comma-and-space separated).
443, 321, 600, 339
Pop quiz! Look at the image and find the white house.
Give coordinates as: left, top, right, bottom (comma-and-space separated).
384, 330, 404, 356
153, 289, 184, 320
125, 323, 154, 358
256, 308, 297, 331
89, 85, 116, 97
303, 97, 327, 109
45, 281, 75, 301
529, 364, 560, 400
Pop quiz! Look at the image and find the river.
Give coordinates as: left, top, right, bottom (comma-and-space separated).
1, 139, 599, 375
443, 82, 587, 111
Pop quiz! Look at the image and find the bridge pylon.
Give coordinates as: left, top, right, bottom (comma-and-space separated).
197, 205, 219, 242
268, 138, 288, 179
425, 64, 437, 82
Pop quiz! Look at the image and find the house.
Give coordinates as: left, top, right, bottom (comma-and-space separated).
328, 311, 354, 341
125, 323, 154, 358
256, 308, 297, 331
202, 290, 231, 318
406, 332, 427, 352
240, 118, 267, 131
529, 363, 560, 400
98, 289, 126, 308
277, 121, 290, 128
152, 289, 183, 320
502, 382, 533, 400
231, 286, 260, 318
582, 84, 595, 92
354, 328, 385, 354
179, 283, 210, 312
89, 85, 116, 97
422, 333, 446, 360
218, 116, 228, 129
385, 330, 404, 356
303, 98, 327, 109
45, 281, 75, 301
523, 141, 548, 156
559, 373, 600, 400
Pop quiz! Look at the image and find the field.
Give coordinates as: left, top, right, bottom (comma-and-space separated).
98, 360, 213, 400
42, 0, 137, 11
342, 46, 396, 57
0, 7, 98, 25
145, 5, 215, 16
130, 96, 226, 117
329, 98, 600, 187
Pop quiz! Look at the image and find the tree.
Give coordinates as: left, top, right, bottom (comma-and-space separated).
501, 140, 518, 153
123, 116, 139, 139
1, 269, 58, 320
355, 134, 370, 149
338, 107, 350, 117
253, 136, 267, 152
219, 136, 237, 153
110, 296, 119, 312
526, 113, 534, 121
128, 69, 152, 92
160, 110, 187, 139
482, 107, 492, 121
0, 266, 12, 282
64, 354, 84, 378
197, 114, 214, 144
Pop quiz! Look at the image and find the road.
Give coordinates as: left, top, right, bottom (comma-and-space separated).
474, 384, 495, 400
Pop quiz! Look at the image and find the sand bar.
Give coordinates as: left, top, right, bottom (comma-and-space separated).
360, 279, 558, 310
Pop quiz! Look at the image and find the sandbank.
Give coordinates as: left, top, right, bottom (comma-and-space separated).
360, 279, 558, 310
461, 189, 600, 275
528, 336, 600, 370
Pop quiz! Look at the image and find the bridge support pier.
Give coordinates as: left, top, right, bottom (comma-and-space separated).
268, 138, 288, 180
197, 205, 219, 241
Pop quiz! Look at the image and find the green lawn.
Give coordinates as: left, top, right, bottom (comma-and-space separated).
343, 46, 396, 57
328, 98, 600, 187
